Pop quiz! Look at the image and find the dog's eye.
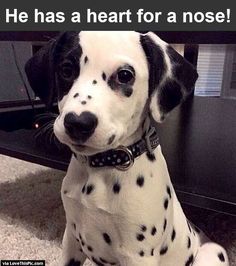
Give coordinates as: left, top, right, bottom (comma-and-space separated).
117, 69, 134, 84
59, 63, 74, 80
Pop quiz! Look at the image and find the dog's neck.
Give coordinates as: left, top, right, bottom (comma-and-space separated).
73, 116, 159, 171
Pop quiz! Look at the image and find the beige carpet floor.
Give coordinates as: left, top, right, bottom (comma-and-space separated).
0, 155, 235, 265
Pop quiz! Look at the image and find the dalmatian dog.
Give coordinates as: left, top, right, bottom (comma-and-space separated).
25, 31, 229, 266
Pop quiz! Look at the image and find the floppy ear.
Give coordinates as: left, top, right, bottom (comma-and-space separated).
25, 39, 57, 108
140, 32, 198, 122
25, 31, 79, 108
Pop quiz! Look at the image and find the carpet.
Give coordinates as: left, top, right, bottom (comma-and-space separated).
0, 155, 235, 265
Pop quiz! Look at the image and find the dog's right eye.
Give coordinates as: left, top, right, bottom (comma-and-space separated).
59, 62, 74, 80
117, 69, 134, 84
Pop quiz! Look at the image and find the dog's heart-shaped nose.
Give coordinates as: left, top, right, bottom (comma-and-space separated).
64, 111, 98, 140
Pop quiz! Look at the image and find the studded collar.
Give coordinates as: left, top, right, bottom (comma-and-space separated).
85, 124, 159, 171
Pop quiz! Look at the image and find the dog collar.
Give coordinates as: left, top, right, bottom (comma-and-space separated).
87, 125, 159, 171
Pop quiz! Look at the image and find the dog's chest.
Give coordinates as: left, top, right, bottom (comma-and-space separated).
62, 148, 176, 257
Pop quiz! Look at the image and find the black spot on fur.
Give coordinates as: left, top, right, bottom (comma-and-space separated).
160, 246, 168, 256
141, 225, 147, 232
164, 198, 169, 210
171, 229, 176, 241
136, 175, 145, 187
87, 95, 92, 99
136, 233, 145, 241
185, 254, 194, 266
92, 80, 97, 85
84, 56, 88, 64
146, 152, 156, 162
187, 237, 191, 249
163, 218, 167, 232
151, 226, 157, 236
139, 250, 145, 257
73, 93, 79, 98
87, 246, 93, 252
81, 100, 87, 105
151, 248, 154, 256
66, 258, 81, 266
167, 185, 171, 199
103, 233, 112, 245
108, 134, 116, 145
218, 252, 225, 262
102, 72, 107, 81
79, 248, 83, 252
73, 152, 77, 158
63, 190, 68, 194
92, 257, 104, 266
86, 184, 94, 195
113, 182, 121, 194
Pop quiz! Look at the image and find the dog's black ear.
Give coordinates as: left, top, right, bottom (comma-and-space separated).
25, 39, 57, 108
25, 31, 79, 108
140, 32, 198, 122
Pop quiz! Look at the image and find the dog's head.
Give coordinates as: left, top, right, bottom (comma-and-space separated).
25, 31, 198, 155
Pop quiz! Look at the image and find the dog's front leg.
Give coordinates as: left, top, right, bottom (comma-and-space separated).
61, 223, 87, 266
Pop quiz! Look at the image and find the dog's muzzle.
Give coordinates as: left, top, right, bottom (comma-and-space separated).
64, 111, 98, 142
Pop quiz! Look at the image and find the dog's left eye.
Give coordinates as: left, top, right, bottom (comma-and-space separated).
59, 62, 74, 80
117, 69, 134, 84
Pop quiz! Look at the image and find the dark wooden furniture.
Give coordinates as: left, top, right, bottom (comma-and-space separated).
0, 32, 235, 215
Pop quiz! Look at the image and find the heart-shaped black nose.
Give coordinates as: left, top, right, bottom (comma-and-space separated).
64, 111, 98, 141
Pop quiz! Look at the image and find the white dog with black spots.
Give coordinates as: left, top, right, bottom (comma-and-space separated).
25, 31, 229, 266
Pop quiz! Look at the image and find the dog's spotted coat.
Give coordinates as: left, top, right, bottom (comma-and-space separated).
25, 31, 229, 266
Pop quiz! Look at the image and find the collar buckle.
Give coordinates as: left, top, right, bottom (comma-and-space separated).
114, 146, 134, 171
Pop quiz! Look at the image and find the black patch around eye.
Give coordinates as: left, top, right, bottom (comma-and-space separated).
108, 65, 135, 97
55, 32, 82, 102
122, 86, 133, 97
158, 79, 183, 114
